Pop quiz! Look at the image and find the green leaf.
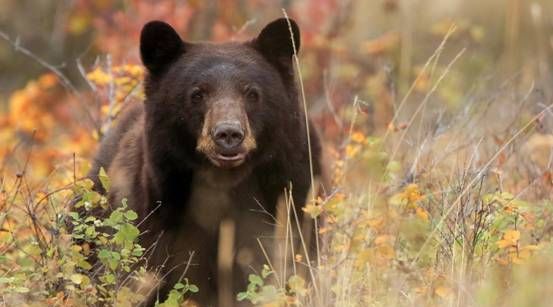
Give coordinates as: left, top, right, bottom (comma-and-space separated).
78, 260, 92, 270
26, 244, 42, 256
236, 292, 249, 301
0, 277, 14, 284
105, 210, 124, 227
17, 256, 34, 268
124, 210, 138, 221
188, 284, 199, 293
98, 249, 109, 259
114, 223, 140, 247
85, 225, 97, 238
500, 192, 514, 200
132, 245, 145, 257
386, 160, 401, 173
257, 285, 282, 303
14, 287, 30, 293
103, 273, 116, 284
158, 289, 183, 307
482, 193, 494, 205
248, 274, 263, 287
98, 167, 111, 192
261, 264, 273, 279
84, 216, 97, 223
98, 249, 121, 270
68, 212, 80, 220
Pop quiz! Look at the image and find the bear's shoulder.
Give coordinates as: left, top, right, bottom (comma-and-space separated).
89, 102, 144, 192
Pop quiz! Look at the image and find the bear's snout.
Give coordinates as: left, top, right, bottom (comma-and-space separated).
211, 121, 245, 150
209, 121, 247, 168
195, 98, 257, 169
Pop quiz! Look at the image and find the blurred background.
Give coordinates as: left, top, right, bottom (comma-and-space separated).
2, 0, 552, 124
2, 0, 553, 177
1, 1, 553, 305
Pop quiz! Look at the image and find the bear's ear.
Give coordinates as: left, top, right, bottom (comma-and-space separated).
253, 18, 300, 71
140, 21, 185, 74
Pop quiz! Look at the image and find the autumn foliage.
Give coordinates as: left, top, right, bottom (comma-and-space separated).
1, 0, 553, 306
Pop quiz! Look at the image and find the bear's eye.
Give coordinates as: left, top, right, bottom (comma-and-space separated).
245, 87, 260, 102
190, 88, 205, 104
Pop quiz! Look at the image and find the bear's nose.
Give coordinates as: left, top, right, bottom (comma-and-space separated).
212, 122, 245, 150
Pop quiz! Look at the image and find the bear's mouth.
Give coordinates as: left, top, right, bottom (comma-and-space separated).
210, 151, 246, 169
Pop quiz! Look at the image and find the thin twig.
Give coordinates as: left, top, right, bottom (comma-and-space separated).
0, 29, 98, 129
412, 99, 553, 264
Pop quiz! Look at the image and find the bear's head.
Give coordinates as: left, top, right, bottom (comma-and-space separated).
140, 18, 302, 172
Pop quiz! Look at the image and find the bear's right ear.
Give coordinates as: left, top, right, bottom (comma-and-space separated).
253, 18, 300, 74
140, 21, 185, 74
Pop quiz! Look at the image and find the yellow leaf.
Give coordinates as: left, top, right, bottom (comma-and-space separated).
288, 275, 307, 296
388, 193, 405, 206
521, 244, 540, 252
345, 144, 361, 158
37, 73, 58, 88
364, 217, 384, 230
435, 286, 452, 298
351, 132, 366, 144
68, 13, 91, 35
511, 255, 524, 265
404, 184, 424, 203
496, 239, 513, 249
70, 273, 83, 285
414, 286, 429, 294
416, 207, 429, 221
376, 244, 395, 260
504, 230, 520, 243
495, 256, 509, 266
390, 184, 424, 207
374, 235, 394, 246
70, 245, 82, 253
354, 250, 371, 268
497, 230, 520, 249
470, 26, 485, 42
87, 67, 111, 86
303, 203, 323, 219
318, 226, 332, 234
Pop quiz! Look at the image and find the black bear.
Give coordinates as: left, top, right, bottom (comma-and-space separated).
89, 18, 323, 305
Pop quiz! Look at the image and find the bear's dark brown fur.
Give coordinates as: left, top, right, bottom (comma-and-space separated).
88, 18, 323, 305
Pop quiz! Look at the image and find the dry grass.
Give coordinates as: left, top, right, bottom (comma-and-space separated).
1, 1, 553, 306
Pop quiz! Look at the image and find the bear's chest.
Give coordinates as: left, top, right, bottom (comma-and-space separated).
185, 167, 252, 233
187, 178, 232, 232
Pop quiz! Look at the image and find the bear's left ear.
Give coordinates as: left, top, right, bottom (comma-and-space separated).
140, 21, 186, 74
253, 18, 300, 72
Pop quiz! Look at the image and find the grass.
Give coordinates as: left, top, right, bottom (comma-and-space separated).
1, 2, 553, 306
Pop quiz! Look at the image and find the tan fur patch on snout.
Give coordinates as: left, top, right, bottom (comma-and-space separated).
195, 109, 257, 157
196, 109, 217, 155
242, 116, 257, 151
